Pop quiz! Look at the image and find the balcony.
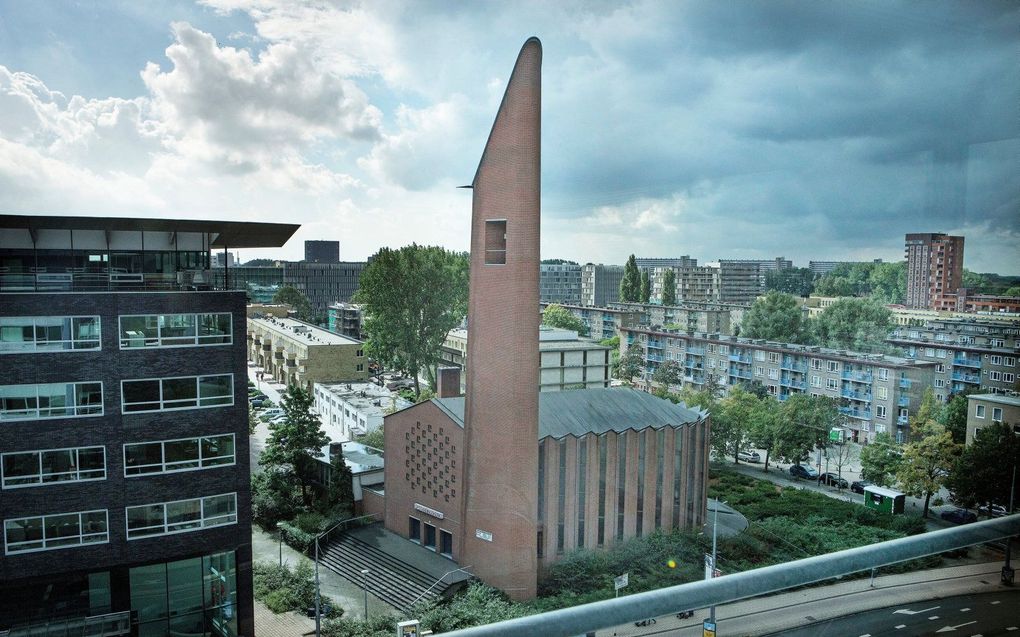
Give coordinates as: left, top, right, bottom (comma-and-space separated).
842, 370, 873, 383
647, 353, 664, 363
839, 407, 873, 420
899, 378, 912, 389
898, 396, 910, 407
950, 370, 981, 384
780, 377, 806, 390
897, 415, 909, 425
0, 269, 218, 293
687, 347, 705, 356
841, 389, 872, 402
729, 353, 752, 363
728, 366, 751, 379
953, 356, 982, 368
648, 340, 664, 349
781, 358, 807, 372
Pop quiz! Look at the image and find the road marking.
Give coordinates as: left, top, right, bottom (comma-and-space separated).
991, 601, 1001, 605
960, 608, 970, 612
930, 616, 940, 620
895, 625, 906, 630
934, 620, 977, 632
895, 606, 941, 615
858, 634, 871, 637
1007, 628, 1018, 631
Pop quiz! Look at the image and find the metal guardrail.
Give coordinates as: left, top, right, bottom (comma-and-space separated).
2, 610, 132, 637
443, 515, 1020, 637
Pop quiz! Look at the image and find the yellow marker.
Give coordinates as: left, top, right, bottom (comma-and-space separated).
667, 559, 677, 569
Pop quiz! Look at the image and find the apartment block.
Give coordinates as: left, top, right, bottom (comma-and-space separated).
326, 302, 365, 340
620, 325, 936, 443
965, 393, 1020, 445
0, 214, 298, 637
312, 382, 410, 442
808, 259, 883, 277
887, 319, 1019, 399
889, 306, 1020, 327
905, 233, 964, 310
634, 256, 698, 269
539, 263, 582, 305
440, 326, 610, 392
717, 258, 792, 304
247, 316, 368, 389
581, 264, 624, 307
649, 265, 721, 304
611, 301, 747, 336
539, 303, 643, 341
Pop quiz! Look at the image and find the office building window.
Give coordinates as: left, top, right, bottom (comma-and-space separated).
121, 374, 232, 413
126, 493, 237, 539
119, 313, 231, 348
2, 446, 106, 489
0, 316, 101, 353
4, 509, 108, 555
0, 382, 103, 422
124, 435, 235, 476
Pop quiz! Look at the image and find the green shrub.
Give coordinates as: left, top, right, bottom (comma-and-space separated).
293, 511, 329, 535
251, 470, 301, 530
278, 521, 316, 553
253, 560, 326, 615
321, 614, 397, 637
413, 583, 531, 633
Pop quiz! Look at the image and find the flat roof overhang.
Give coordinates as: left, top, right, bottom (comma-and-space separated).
0, 214, 300, 248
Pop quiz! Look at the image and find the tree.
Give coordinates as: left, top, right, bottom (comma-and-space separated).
946, 422, 1020, 515
541, 259, 578, 265
327, 451, 355, 514
260, 384, 330, 507
859, 432, 902, 487
764, 268, 815, 297
747, 395, 782, 471
938, 392, 971, 444
661, 268, 677, 306
272, 285, 314, 322
543, 304, 587, 336
896, 421, 961, 518
620, 255, 640, 303
355, 245, 469, 398
868, 262, 906, 304
824, 438, 855, 488
812, 297, 892, 352
910, 387, 941, 439
1004, 286, 1020, 298
245, 258, 277, 267
651, 359, 682, 392
740, 291, 808, 343
639, 270, 651, 304
713, 386, 761, 464
357, 425, 386, 451
775, 394, 839, 466
615, 343, 644, 383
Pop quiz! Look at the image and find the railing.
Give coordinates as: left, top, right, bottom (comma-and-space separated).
0, 271, 217, 293
780, 378, 806, 390
898, 396, 910, 407
2, 611, 132, 637
951, 371, 981, 383
729, 354, 751, 363
780, 359, 807, 372
687, 347, 705, 355
839, 407, 872, 420
953, 356, 982, 368
842, 370, 873, 383
404, 565, 475, 610
897, 415, 909, 425
899, 378, 912, 389
841, 390, 872, 402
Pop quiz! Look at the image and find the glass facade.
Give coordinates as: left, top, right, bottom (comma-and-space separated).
120, 313, 232, 349
2, 446, 106, 488
4, 509, 108, 554
0, 382, 103, 421
131, 552, 237, 637
124, 435, 234, 476
126, 493, 237, 540
121, 375, 232, 413
0, 316, 101, 353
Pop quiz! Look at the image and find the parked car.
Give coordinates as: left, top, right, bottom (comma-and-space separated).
940, 508, 977, 524
819, 472, 849, 489
850, 480, 873, 494
250, 399, 266, 408
789, 464, 818, 479
737, 450, 761, 463
978, 503, 1008, 518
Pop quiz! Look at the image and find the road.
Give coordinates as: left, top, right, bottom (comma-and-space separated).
766, 591, 1020, 637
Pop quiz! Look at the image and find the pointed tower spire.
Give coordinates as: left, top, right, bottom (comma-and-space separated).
460, 37, 542, 599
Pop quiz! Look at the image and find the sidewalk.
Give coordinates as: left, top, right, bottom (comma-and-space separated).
599, 561, 1015, 636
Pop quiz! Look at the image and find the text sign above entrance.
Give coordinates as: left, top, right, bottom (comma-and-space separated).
414, 503, 444, 520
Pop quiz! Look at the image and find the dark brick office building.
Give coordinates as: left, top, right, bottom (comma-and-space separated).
0, 215, 297, 637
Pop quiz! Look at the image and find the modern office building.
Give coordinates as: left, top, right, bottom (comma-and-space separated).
0, 214, 298, 637
210, 261, 365, 317
247, 316, 368, 389
581, 264, 624, 307
326, 302, 365, 340
965, 393, 1020, 445
539, 263, 582, 305
304, 240, 340, 263
634, 256, 698, 270
620, 325, 937, 443
887, 319, 1019, 399
905, 233, 964, 310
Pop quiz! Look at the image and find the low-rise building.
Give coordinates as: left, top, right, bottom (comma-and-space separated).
313, 381, 411, 441
248, 316, 368, 389
965, 393, 1020, 445
439, 326, 611, 392
887, 319, 1019, 399
611, 301, 748, 335
620, 326, 936, 443
538, 303, 643, 341
888, 306, 1020, 326
327, 302, 365, 340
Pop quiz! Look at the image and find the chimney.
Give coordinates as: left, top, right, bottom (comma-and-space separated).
436, 366, 463, 398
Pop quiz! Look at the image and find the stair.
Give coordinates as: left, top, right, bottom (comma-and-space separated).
320, 533, 441, 611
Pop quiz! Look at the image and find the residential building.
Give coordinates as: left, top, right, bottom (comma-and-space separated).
634, 256, 698, 269
805, 295, 844, 319
808, 259, 883, 277
539, 263, 582, 305
649, 265, 721, 303
965, 393, 1020, 445
951, 289, 1020, 314
316, 441, 385, 515
538, 303, 643, 341
581, 264, 624, 307
905, 233, 964, 310
887, 318, 1020, 399
716, 258, 793, 304
0, 214, 298, 637
611, 301, 747, 336
888, 305, 1020, 326
304, 240, 340, 263
383, 388, 710, 570
439, 326, 611, 392
210, 261, 365, 317
312, 382, 410, 442
327, 302, 365, 340
620, 325, 937, 443
247, 316, 368, 389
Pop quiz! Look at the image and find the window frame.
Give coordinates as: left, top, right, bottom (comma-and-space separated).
1, 445, 106, 489
0, 316, 102, 354
120, 374, 233, 414
118, 313, 232, 350
0, 381, 104, 422
125, 492, 237, 540
4, 509, 109, 555
123, 434, 235, 477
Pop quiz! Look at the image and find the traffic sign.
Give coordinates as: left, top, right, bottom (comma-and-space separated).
703, 619, 717, 637
614, 573, 629, 591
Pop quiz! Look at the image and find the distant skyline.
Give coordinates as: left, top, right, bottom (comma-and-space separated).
1, 1, 1017, 273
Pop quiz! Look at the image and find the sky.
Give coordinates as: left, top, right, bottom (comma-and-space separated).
0, 1, 1017, 273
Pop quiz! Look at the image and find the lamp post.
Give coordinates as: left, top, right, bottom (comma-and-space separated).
314, 536, 321, 637
707, 499, 725, 624
361, 568, 371, 620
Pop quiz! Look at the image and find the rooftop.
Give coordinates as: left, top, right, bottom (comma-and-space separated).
316, 381, 411, 415
967, 393, 1020, 408
250, 316, 362, 346
431, 387, 706, 439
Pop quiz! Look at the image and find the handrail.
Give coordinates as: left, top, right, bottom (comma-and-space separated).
404, 565, 475, 610
316, 512, 380, 547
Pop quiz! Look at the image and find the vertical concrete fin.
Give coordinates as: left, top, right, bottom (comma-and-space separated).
461, 37, 542, 600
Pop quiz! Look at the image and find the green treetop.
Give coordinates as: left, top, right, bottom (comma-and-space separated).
740, 291, 807, 343
661, 268, 677, 306
542, 304, 588, 336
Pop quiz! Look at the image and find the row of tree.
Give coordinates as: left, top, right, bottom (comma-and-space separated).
619, 255, 651, 303
740, 291, 894, 352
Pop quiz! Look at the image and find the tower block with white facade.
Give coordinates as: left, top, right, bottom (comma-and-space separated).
460, 37, 542, 599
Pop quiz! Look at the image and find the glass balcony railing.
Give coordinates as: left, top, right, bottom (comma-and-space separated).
842, 370, 873, 383
953, 356, 982, 368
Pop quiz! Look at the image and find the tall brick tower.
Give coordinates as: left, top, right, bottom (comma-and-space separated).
460, 37, 542, 599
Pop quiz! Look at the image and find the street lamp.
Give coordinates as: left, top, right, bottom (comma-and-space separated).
361, 568, 371, 620
706, 499, 725, 625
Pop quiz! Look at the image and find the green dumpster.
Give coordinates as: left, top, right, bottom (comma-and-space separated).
863, 485, 905, 514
